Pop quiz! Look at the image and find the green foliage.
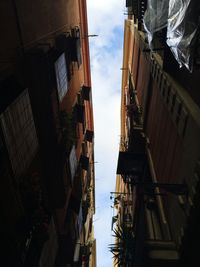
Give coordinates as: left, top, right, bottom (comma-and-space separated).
60, 110, 77, 153
109, 225, 135, 267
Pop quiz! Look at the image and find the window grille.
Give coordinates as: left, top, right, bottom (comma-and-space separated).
0, 89, 38, 177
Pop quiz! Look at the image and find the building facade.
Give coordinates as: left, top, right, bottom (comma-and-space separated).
112, 1, 200, 267
0, 1, 96, 266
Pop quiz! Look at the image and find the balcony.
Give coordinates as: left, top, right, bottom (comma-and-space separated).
112, 189, 179, 267
143, 195, 179, 267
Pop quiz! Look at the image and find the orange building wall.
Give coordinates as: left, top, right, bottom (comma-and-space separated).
130, 26, 183, 187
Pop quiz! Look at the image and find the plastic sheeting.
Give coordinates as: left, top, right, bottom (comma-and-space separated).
143, 0, 169, 48
167, 0, 199, 72
143, 0, 199, 72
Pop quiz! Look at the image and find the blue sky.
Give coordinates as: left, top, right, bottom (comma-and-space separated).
87, 1, 124, 266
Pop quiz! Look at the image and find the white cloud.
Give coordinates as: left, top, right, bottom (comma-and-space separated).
94, 208, 115, 267
87, 1, 124, 266
87, 0, 125, 48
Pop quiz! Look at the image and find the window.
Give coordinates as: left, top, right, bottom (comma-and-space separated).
69, 145, 78, 183
55, 53, 68, 102
0, 89, 38, 177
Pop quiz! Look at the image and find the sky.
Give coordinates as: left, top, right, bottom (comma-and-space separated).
87, 1, 125, 266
